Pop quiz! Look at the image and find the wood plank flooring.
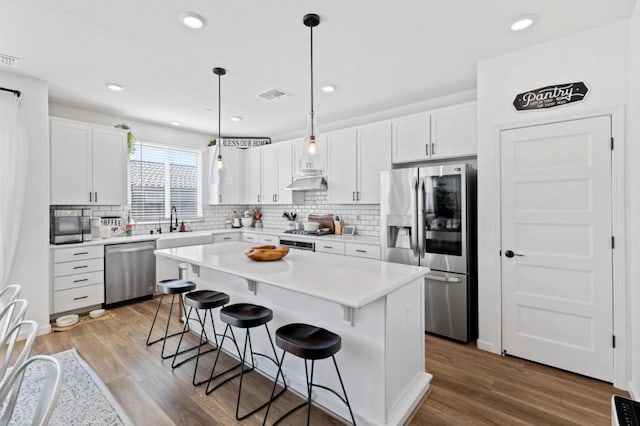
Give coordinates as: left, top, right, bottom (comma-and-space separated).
30, 298, 626, 425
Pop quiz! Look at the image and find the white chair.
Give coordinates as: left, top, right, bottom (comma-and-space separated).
0, 355, 62, 426
0, 320, 38, 382
0, 299, 28, 340
0, 285, 21, 310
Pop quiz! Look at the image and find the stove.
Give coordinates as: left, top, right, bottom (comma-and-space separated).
283, 229, 332, 236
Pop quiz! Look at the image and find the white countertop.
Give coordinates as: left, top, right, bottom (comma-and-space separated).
155, 241, 427, 308
50, 227, 379, 248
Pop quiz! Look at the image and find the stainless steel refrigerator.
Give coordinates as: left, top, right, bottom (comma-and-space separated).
381, 164, 477, 342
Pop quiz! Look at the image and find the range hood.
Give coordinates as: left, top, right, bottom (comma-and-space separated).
285, 176, 328, 191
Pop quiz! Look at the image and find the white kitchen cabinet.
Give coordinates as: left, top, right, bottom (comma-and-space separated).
242, 232, 259, 243
208, 146, 245, 205
327, 130, 357, 203
391, 113, 430, 164
261, 144, 278, 205
357, 122, 392, 204
345, 243, 381, 259
213, 233, 240, 243
51, 245, 104, 314
244, 148, 262, 204
275, 143, 293, 204
50, 118, 127, 205
430, 102, 477, 159
259, 234, 279, 245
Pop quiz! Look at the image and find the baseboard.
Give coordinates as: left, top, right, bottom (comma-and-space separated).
38, 323, 51, 336
629, 381, 639, 401
476, 339, 498, 354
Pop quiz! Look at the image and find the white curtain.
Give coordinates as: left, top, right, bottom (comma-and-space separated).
0, 92, 26, 288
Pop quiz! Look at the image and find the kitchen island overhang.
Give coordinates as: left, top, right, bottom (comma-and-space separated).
155, 242, 432, 425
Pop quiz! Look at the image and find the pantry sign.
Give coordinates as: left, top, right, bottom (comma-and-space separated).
513, 82, 589, 111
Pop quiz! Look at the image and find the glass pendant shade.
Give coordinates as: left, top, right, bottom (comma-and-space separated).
299, 111, 324, 176
209, 145, 231, 184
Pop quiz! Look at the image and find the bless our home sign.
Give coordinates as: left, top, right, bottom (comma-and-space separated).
513, 82, 589, 111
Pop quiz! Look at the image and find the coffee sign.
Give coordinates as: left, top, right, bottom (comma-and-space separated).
221, 137, 271, 148
513, 82, 589, 111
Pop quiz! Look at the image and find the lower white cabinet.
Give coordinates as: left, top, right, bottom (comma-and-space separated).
242, 233, 259, 243
51, 246, 104, 315
213, 233, 240, 243
259, 235, 279, 245
345, 243, 381, 259
316, 241, 346, 255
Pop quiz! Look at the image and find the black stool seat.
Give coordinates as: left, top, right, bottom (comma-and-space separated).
220, 303, 273, 328
157, 279, 196, 294
276, 323, 341, 360
185, 290, 229, 310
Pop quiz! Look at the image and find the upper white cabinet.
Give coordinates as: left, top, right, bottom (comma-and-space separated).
244, 148, 262, 204
392, 113, 430, 164
357, 122, 392, 204
391, 102, 477, 164
327, 124, 391, 204
327, 130, 357, 203
50, 118, 127, 205
207, 146, 245, 205
430, 102, 477, 159
261, 142, 293, 204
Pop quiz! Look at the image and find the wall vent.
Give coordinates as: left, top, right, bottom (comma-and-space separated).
0, 54, 19, 68
258, 88, 290, 101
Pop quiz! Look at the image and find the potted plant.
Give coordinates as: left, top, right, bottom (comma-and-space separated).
115, 123, 136, 157
252, 208, 262, 228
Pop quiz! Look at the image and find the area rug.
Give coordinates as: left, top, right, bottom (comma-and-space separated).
8, 348, 132, 425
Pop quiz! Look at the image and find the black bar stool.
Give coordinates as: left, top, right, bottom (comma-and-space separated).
172, 290, 239, 386
263, 323, 357, 426
205, 303, 287, 421
146, 279, 206, 360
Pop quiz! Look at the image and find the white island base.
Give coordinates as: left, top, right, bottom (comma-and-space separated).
156, 242, 432, 425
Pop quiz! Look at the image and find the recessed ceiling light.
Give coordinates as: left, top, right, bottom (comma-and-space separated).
510, 16, 536, 32
322, 85, 336, 93
179, 12, 207, 30
170, 121, 181, 126
105, 83, 124, 92
230, 116, 242, 122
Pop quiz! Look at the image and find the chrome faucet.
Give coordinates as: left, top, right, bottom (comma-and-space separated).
169, 207, 178, 232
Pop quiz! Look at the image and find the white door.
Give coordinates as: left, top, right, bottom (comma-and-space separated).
357, 122, 391, 204
430, 102, 477, 159
92, 127, 127, 205
501, 115, 613, 382
327, 129, 357, 204
391, 113, 430, 164
50, 119, 93, 204
276, 142, 293, 204
261, 145, 278, 205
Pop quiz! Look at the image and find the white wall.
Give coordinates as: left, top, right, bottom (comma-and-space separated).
0, 71, 50, 331
476, 21, 629, 356
627, 3, 640, 400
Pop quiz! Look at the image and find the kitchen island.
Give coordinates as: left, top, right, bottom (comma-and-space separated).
155, 241, 431, 425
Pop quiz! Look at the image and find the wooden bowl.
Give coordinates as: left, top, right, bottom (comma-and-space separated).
245, 245, 290, 261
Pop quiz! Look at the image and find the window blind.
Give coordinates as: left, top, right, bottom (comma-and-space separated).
129, 142, 201, 221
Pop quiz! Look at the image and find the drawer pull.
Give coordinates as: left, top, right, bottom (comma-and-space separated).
73, 265, 88, 270
356, 249, 367, 253
323, 246, 334, 249
73, 278, 89, 283
224, 237, 232, 240
73, 252, 89, 256
73, 296, 89, 301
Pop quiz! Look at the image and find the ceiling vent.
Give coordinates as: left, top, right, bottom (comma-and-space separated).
258, 88, 290, 101
0, 54, 19, 68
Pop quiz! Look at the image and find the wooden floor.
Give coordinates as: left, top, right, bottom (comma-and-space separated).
30, 298, 625, 425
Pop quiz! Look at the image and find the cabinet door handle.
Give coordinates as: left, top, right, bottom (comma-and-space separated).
357, 191, 360, 201
257, 195, 261, 203
95, 192, 98, 203
356, 249, 367, 253
275, 194, 278, 202
73, 295, 89, 301
353, 191, 356, 201
219, 194, 222, 203
223, 237, 232, 240
73, 278, 89, 283
73, 265, 88, 270
89, 192, 92, 202
73, 252, 89, 256
431, 142, 435, 155
426, 144, 430, 156
323, 245, 334, 249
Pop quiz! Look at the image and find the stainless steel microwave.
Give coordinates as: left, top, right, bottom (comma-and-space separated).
50, 208, 92, 244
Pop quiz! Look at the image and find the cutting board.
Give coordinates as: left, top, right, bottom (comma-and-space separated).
308, 214, 335, 233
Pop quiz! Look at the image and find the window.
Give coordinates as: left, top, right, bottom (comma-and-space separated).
129, 141, 202, 221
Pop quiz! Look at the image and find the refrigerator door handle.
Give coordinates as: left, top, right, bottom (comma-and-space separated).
425, 273, 463, 283
417, 176, 426, 258
411, 175, 418, 257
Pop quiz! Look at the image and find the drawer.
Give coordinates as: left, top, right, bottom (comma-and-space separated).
53, 284, 104, 314
259, 235, 279, 245
54, 271, 103, 292
346, 243, 380, 259
53, 258, 104, 277
242, 233, 259, 243
316, 241, 346, 255
213, 233, 240, 243
53, 245, 103, 263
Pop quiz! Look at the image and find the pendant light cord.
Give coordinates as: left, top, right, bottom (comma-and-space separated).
218, 72, 222, 158
310, 25, 315, 135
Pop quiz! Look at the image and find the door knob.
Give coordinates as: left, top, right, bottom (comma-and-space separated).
504, 250, 524, 258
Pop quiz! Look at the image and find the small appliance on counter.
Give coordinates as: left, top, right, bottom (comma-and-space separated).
50, 207, 92, 244
101, 216, 124, 237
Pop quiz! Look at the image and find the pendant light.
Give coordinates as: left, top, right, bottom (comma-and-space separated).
209, 67, 232, 184
298, 13, 325, 177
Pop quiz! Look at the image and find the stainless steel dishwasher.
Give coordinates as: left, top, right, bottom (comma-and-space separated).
104, 240, 156, 305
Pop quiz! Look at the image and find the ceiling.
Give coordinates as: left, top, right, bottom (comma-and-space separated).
0, 0, 635, 139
